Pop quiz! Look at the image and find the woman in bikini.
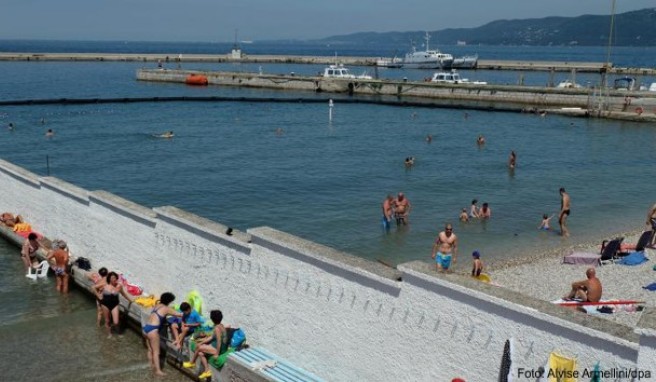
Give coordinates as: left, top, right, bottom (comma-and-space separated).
94, 272, 134, 338
142, 292, 181, 377
184, 309, 228, 380
20, 232, 40, 270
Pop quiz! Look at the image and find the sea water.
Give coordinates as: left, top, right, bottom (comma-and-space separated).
1, 41, 656, 380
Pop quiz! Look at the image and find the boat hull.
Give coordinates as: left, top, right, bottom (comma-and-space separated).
402, 60, 453, 70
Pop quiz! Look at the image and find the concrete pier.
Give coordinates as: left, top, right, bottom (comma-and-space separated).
1, 52, 655, 75
136, 68, 656, 122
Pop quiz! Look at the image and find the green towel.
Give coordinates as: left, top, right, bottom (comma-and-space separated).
189, 341, 235, 370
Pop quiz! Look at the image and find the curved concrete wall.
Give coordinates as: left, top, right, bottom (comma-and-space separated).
1, 158, 654, 381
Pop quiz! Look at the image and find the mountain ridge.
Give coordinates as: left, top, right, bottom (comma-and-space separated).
312, 8, 656, 47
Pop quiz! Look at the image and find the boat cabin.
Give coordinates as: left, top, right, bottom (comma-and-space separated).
323, 65, 354, 78
431, 71, 464, 84
322, 65, 372, 80
613, 77, 638, 91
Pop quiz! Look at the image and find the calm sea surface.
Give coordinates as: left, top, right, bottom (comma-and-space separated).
1, 41, 656, 379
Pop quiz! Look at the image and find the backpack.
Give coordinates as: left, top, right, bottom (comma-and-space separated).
74, 257, 91, 271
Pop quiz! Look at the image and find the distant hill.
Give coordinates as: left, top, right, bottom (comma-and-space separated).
316, 8, 656, 47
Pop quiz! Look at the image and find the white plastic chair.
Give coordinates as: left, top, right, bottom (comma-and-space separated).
26, 261, 50, 280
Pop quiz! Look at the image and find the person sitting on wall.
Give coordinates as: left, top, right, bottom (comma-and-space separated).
170, 302, 204, 350
0, 212, 16, 227
183, 310, 228, 380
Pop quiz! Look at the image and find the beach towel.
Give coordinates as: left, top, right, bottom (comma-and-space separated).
562, 252, 600, 266
616, 251, 648, 266
643, 282, 656, 291
547, 352, 577, 382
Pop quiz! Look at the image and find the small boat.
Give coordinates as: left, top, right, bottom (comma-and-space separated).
430, 70, 487, 85
451, 54, 478, 69
401, 32, 453, 70
185, 74, 208, 86
556, 80, 582, 89
322, 64, 372, 79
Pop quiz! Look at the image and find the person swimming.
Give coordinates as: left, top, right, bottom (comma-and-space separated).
154, 131, 174, 138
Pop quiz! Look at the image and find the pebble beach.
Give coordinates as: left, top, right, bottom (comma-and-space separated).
487, 229, 656, 327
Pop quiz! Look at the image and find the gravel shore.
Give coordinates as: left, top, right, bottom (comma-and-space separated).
486, 230, 656, 327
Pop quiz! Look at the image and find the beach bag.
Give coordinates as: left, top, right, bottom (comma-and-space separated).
228, 328, 246, 349
74, 257, 91, 271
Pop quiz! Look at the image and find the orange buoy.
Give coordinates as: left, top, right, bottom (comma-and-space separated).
185, 74, 208, 86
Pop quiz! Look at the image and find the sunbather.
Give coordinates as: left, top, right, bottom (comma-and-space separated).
184, 310, 228, 380
563, 268, 602, 303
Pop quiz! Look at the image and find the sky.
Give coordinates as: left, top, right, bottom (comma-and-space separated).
0, 0, 653, 42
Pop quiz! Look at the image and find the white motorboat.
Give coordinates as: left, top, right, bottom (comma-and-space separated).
556, 80, 583, 89
322, 64, 372, 79
430, 70, 487, 84
401, 32, 453, 69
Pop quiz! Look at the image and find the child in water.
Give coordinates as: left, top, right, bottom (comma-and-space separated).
459, 208, 469, 222
471, 251, 483, 277
538, 214, 555, 230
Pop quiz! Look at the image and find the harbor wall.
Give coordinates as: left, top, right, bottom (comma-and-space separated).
1, 158, 654, 382
137, 69, 656, 115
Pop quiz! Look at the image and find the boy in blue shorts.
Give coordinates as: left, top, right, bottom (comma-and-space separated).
171, 302, 203, 349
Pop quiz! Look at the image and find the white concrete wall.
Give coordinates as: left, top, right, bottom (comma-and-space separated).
1, 158, 654, 382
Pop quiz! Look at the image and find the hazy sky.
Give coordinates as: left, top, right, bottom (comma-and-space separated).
1, 0, 653, 42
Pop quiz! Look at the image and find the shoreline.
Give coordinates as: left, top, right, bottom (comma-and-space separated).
488, 228, 655, 327
488, 226, 648, 271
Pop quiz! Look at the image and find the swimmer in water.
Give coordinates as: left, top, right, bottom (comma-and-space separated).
539, 214, 555, 231
157, 131, 174, 138
477, 135, 485, 145
45, 129, 54, 138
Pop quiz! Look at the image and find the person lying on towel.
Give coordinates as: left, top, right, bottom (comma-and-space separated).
563, 267, 602, 303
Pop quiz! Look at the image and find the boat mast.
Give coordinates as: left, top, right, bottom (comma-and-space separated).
425, 31, 430, 51
604, 0, 616, 71
599, 0, 616, 114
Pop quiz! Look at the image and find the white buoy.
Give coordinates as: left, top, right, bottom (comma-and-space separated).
329, 99, 334, 122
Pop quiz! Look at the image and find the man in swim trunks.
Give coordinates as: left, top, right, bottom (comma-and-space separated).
564, 267, 602, 303
559, 187, 571, 237
431, 223, 458, 272
46, 241, 70, 293
382, 195, 394, 229
21, 232, 40, 271
393, 192, 411, 226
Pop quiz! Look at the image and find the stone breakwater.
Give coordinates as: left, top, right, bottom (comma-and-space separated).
1, 52, 655, 75
1, 157, 656, 381
137, 68, 656, 122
